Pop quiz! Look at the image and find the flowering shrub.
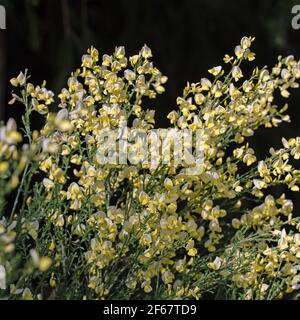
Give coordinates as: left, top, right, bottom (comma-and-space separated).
1, 36, 300, 300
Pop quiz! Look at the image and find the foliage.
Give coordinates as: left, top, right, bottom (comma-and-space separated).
1, 37, 300, 300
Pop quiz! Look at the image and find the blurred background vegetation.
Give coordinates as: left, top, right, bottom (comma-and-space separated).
0, 0, 300, 203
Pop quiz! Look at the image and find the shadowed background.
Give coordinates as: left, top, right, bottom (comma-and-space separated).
0, 0, 300, 203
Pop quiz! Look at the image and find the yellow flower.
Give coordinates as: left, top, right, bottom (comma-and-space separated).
124, 69, 136, 81
10, 72, 26, 87
43, 178, 54, 191
162, 270, 175, 284
278, 229, 289, 251
49, 240, 56, 251
141, 44, 152, 59
138, 191, 150, 206
55, 214, 65, 227
232, 66, 243, 82
141, 280, 152, 293
32, 98, 48, 115
253, 179, 266, 190
0, 162, 9, 174
240, 36, 251, 49
208, 66, 222, 76
22, 288, 33, 300
208, 256, 222, 270
232, 218, 241, 229
51, 167, 66, 184
38, 257, 52, 272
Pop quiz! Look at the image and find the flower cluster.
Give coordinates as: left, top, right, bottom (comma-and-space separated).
1, 37, 300, 300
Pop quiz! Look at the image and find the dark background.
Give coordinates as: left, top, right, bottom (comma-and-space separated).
0, 0, 300, 203
1, 1, 300, 129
